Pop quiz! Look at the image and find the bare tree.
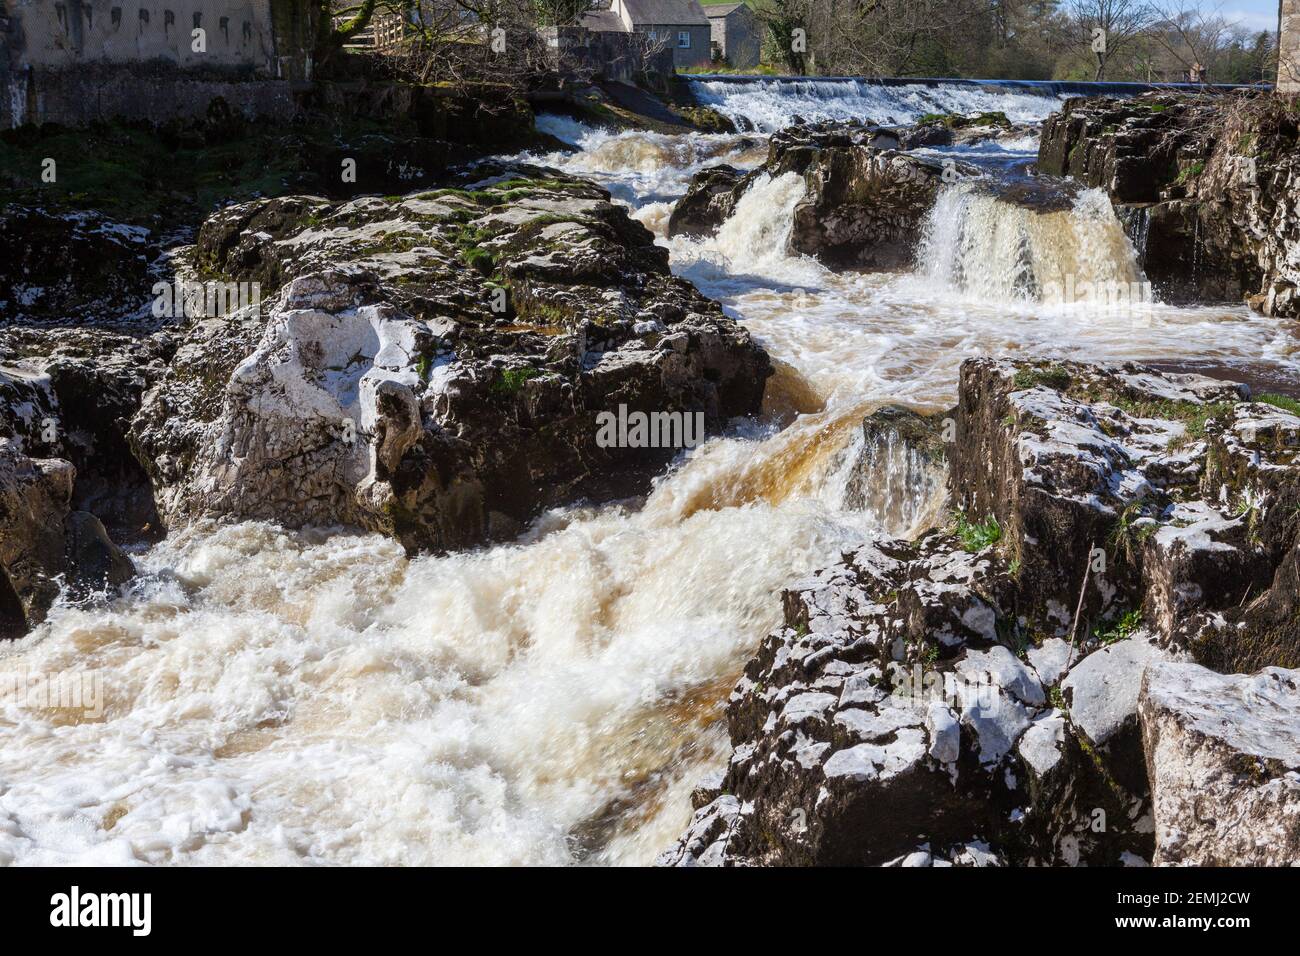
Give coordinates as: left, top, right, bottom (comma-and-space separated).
1148, 0, 1233, 80
1063, 0, 1156, 79
751, 0, 814, 74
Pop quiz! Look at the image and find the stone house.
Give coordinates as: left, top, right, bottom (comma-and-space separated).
1, 0, 321, 127
582, 0, 711, 70
704, 2, 758, 69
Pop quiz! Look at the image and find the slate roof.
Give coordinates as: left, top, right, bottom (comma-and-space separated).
619, 0, 710, 26
581, 8, 628, 31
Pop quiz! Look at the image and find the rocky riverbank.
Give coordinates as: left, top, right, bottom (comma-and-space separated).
662, 358, 1300, 866
1039, 91, 1300, 315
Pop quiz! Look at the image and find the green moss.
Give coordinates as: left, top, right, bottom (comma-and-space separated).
1176, 161, 1206, 185
491, 367, 541, 396
1013, 364, 1071, 391
917, 111, 1009, 130
1109, 501, 1157, 566
1103, 396, 1234, 449
462, 246, 495, 273
1093, 609, 1142, 646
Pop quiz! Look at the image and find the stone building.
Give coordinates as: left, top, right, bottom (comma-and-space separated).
1, 0, 322, 127
704, 2, 758, 70
582, 0, 711, 70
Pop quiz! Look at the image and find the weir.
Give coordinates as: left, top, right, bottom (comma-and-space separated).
685, 75, 1267, 131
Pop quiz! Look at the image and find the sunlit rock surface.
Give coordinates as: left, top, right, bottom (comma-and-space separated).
1140, 662, 1300, 866
131, 174, 771, 553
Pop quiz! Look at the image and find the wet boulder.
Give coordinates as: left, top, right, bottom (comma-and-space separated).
1, 328, 174, 538
790, 149, 956, 270
0, 440, 74, 638
896, 111, 1028, 151
666, 164, 745, 240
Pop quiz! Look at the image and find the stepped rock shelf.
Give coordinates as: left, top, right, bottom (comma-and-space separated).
661, 359, 1300, 866
1039, 91, 1300, 315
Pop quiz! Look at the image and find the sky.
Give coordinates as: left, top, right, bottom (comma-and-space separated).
1219, 1, 1282, 34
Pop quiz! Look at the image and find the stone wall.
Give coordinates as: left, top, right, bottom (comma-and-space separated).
710, 7, 760, 70
541, 25, 674, 84
4, 1, 281, 71
1, 0, 320, 127
1283, 0, 1300, 93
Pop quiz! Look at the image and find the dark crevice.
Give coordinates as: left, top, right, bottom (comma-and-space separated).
0, 568, 27, 640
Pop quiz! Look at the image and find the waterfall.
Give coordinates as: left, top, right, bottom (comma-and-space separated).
914, 184, 1150, 306
1118, 205, 1152, 266
712, 172, 808, 267
841, 414, 949, 539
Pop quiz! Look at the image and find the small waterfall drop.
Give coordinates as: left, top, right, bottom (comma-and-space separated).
914, 184, 1149, 305
712, 172, 808, 267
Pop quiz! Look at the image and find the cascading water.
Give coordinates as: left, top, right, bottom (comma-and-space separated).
914, 183, 1147, 304
3, 79, 1297, 868
687, 77, 1070, 132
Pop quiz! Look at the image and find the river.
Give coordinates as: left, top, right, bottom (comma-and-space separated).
0, 78, 1295, 866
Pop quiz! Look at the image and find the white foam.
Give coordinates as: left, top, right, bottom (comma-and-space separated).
3, 83, 1298, 869
689, 78, 1067, 132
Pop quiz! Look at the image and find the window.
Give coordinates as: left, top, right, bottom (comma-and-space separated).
678, 31, 691, 48
647, 30, 657, 40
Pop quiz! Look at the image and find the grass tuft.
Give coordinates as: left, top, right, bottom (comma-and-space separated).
953, 511, 1002, 553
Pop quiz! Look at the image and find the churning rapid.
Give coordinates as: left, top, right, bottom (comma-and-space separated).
2, 80, 1297, 867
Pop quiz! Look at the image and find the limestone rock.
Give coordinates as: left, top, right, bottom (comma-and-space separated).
1039, 92, 1300, 315
1140, 661, 1300, 865
131, 176, 771, 553
0, 206, 157, 327
0, 440, 74, 638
